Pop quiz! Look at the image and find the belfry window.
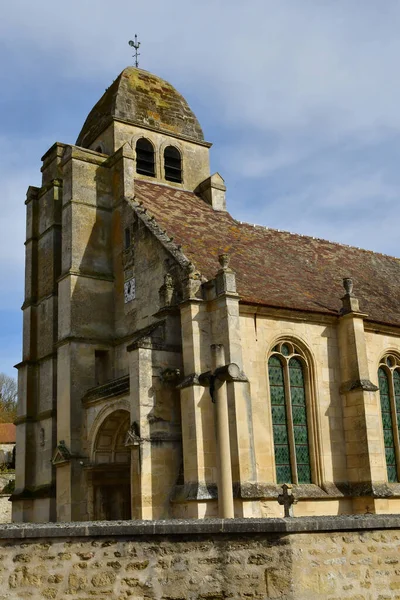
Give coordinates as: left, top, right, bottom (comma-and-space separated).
268, 342, 312, 484
136, 138, 155, 177
164, 146, 182, 183
378, 354, 400, 482
124, 227, 131, 250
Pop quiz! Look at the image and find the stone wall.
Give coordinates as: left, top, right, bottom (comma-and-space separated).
1, 515, 400, 599
0, 495, 12, 524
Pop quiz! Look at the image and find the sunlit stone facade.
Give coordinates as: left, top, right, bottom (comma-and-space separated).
13, 67, 400, 522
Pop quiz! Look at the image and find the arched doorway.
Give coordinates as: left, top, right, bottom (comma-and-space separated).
91, 409, 131, 520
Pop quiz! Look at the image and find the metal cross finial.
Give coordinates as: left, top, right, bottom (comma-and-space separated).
129, 35, 141, 68
278, 483, 297, 518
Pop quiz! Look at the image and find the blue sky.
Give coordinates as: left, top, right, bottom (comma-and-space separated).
2, 0, 400, 378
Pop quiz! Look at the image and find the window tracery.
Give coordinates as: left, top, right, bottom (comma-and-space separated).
378, 353, 400, 482
268, 341, 312, 484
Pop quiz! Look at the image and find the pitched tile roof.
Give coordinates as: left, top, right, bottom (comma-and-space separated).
135, 180, 400, 327
0, 423, 16, 444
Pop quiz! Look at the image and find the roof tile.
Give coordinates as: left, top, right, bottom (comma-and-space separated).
135, 180, 400, 327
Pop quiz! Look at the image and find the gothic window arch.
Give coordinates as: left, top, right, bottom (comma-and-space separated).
378, 353, 400, 482
164, 145, 182, 183
136, 138, 155, 177
268, 341, 312, 484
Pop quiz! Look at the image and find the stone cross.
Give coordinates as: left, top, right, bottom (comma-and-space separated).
129, 35, 141, 68
278, 483, 296, 517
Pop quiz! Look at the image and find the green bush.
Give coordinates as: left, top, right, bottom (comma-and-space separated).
2, 479, 15, 494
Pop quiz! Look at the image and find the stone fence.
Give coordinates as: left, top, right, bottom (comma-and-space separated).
0, 515, 400, 599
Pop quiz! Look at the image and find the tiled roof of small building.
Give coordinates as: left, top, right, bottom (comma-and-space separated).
0, 423, 16, 444
76, 67, 205, 148
135, 180, 400, 327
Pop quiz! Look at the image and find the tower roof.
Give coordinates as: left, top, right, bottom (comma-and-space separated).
76, 67, 205, 148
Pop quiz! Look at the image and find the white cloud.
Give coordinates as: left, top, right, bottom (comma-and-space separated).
2, 1, 400, 138
0, 136, 46, 309
229, 166, 400, 256
2, 0, 400, 376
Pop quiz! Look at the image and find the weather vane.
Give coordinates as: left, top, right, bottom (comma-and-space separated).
129, 35, 141, 68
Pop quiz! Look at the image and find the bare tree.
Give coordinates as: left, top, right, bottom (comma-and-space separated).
0, 373, 17, 423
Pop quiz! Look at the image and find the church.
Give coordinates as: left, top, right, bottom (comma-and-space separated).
12, 66, 400, 523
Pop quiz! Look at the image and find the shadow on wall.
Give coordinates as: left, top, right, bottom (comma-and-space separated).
322, 325, 352, 513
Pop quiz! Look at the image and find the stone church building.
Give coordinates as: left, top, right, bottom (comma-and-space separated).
12, 67, 400, 523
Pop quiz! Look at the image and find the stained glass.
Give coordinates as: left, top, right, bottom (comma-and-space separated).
384, 428, 394, 446
269, 356, 284, 385
294, 426, 308, 444
276, 465, 292, 483
269, 348, 312, 486
394, 371, 400, 433
296, 444, 309, 464
289, 358, 311, 484
272, 405, 286, 423
275, 445, 290, 464
297, 464, 311, 484
380, 394, 391, 412
378, 367, 398, 483
382, 411, 393, 429
271, 386, 285, 405
292, 406, 307, 425
269, 356, 291, 483
291, 386, 305, 406
386, 447, 396, 465
388, 465, 397, 483
394, 370, 400, 396
380, 372, 389, 394
289, 358, 304, 386
273, 424, 288, 444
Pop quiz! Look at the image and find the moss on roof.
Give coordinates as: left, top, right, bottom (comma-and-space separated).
76, 68, 204, 148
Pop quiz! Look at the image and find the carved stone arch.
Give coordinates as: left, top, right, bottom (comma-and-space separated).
87, 402, 131, 521
88, 398, 130, 462
266, 334, 317, 367
131, 133, 156, 149
159, 139, 183, 156
266, 334, 323, 487
378, 349, 400, 372
92, 409, 130, 465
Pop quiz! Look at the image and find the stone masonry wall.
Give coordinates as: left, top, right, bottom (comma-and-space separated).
0, 516, 400, 599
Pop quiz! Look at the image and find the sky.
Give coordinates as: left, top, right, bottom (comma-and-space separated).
2, 0, 400, 378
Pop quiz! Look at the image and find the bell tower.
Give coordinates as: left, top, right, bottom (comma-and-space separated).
13, 66, 213, 522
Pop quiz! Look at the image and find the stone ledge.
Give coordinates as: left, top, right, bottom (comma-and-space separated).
339, 378, 379, 393
172, 481, 400, 501
82, 376, 129, 405
3, 514, 400, 539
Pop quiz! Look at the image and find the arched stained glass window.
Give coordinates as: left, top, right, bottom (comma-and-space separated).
164, 146, 182, 183
268, 342, 312, 484
269, 356, 291, 483
136, 138, 155, 177
378, 354, 400, 482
